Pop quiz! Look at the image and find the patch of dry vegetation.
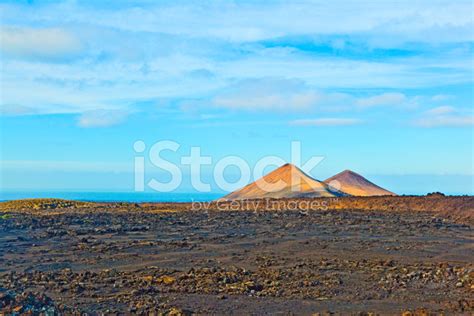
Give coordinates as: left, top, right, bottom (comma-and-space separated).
1, 196, 472, 224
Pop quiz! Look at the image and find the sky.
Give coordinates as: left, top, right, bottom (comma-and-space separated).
0, 0, 473, 195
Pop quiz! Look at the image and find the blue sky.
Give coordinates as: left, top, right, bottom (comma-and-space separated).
0, 0, 473, 195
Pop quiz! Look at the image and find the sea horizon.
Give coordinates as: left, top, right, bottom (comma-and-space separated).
1, 190, 472, 203
0, 191, 224, 203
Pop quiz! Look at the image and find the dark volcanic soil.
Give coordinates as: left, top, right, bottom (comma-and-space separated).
0, 197, 473, 315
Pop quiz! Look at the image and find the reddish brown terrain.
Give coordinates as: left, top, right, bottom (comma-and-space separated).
0, 196, 473, 315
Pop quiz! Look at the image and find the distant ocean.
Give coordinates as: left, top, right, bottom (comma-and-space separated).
0, 192, 223, 203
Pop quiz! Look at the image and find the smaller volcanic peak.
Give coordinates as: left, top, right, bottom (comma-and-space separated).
324, 170, 396, 197
224, 163, 345, 200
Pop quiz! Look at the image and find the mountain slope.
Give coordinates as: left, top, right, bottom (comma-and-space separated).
224, 163, 345, 200
324, 170, 396, 196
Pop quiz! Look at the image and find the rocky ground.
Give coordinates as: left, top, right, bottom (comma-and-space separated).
0, 197, 473, 315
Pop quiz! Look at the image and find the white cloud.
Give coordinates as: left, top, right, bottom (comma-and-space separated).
0, 26, 82, 60
290, 118, 363, 126
414, 115, 474, 127
0, 1, 472, 123
414, 106, 473, 127
0, 160, 131, 173
424, 106, 456, 116
219, 56, 466, 89
356, 92, 407, 108
6, 1, 472, 45
212, 78, 320, 111
0, 104, 38, 116
431, 94, 453, 102
77, 109, 129, 128
192, 78, 424, 115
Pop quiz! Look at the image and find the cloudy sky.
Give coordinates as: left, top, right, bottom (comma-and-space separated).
1, 0, 473, 195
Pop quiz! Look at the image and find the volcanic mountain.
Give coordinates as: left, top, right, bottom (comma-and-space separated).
223, 163, 345, 200
324, 170, 396, 196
